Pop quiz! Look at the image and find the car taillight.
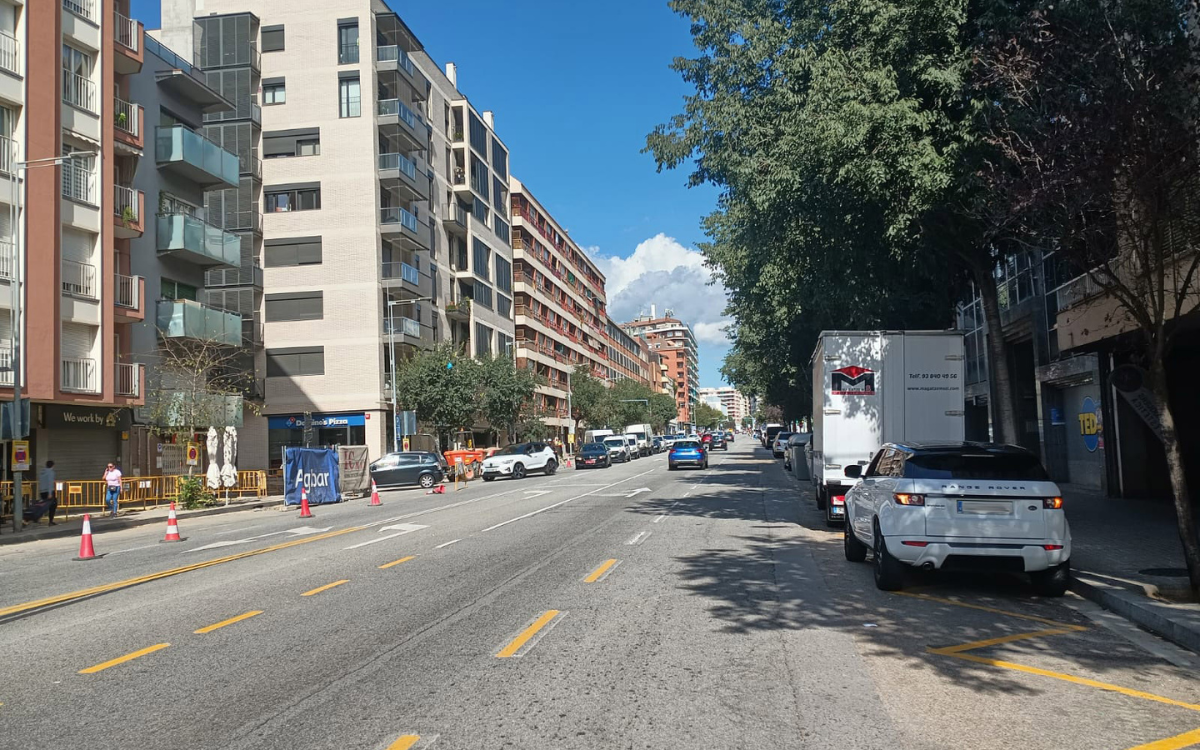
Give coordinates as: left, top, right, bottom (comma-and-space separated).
901, 541, 929, 547
1043, 496, 1064, 509
1043, 544, 1064, 551
830, 495, 845, 506
893, 493, 926, 506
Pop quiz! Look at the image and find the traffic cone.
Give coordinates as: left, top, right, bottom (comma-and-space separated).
73, 514, 100, 561
299, 484, 314, 518
369, 479, 382, 507
160, 502, 185, 543
425, 485, 445, 495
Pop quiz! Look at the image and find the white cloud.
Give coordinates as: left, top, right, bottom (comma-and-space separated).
592, 233, 732, 345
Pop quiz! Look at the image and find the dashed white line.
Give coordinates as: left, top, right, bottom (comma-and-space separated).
481, 470, 656, 533
626, 531, 652, 546
435, 539, 461, 549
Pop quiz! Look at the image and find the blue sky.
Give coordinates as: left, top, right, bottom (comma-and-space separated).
132, 0, 731, 386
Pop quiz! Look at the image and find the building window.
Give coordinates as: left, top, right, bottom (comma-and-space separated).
474, 323, 493, 358
339, 77, 360, 118
297, 139, 320, 156
497, 333, 513, 357
267, 347, 325, 377
469, 155, 489, 199
337, 22, 359, 64
493, 216, 510, 245
495, 257, 512, 294
491, 138, 507, 179
469, 111, 487, 156
471, 197, 489, 224
261, 25, 285, 53
472, 237, 491, 280
497, 294, 512, 319
264, 236, 322, 267
472, 281, 493, 310
265, 291, 324, 322
263, 81, 285, 105
160, 278, 198, 302
265, 186, 321, 212
263, 129, 321, 158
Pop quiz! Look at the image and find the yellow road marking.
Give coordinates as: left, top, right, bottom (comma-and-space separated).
895, 591, 1085, 631
931, 628, 1078, 654
0, 525, 367, 619
496, 610, 561, 658
1126, 727, 1200, 749
583, 559, 618, 583
379, 555, 416, 570
302, 580, 349, 597
386, 735, 421, 750
194, 610, 263, 634
79, 643, 170, 674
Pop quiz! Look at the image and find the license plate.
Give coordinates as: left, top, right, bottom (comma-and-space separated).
585, 460, 595, 465
831, 506, 845, 516
958, 500, 1013, 515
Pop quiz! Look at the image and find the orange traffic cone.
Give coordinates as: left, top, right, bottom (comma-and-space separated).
369, 479, 382, 507
299, 484, 314, 518
160, 502, 185, 543
73, 514, 100, 561
426, 484, 445, 495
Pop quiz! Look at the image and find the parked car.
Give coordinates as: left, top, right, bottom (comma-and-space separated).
668, 439, 708, 470
772, 432, 793, 458
762, 424, 784, 448
651, 436, 664, 454
576, 442, 611, 469
709, 433, 728, 451
603, 436, 632, 463
481, 442, 559, 481
842, 442, 1070, 596
700, 433, 714, 448
623, 434, 641, 459
370, 451, 446, 489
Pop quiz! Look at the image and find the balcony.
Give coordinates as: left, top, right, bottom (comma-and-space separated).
379, 152, 429, 202
61, 259, 97, 299
113, 11, 143, 75
113, 184, 144, 238
114, 272, 144, 322
155, 125, 239, 188
114, 96, 142, 150
382, 261, 432, 296
377, 98, 428, 152
375, 46, 428, 100
63, 0, 96, 23
156, 299, 243, 347
156, 213, 241, 268
115, 362, 142, 398
445, 296, 471, 321
0, 30, 20, 77
379, 206, 431, 251
442, 203, 467, 237
241, 154, 262, 181
61, 357, 98, 394
383, 315, 424, 347
62, 73, 96, 114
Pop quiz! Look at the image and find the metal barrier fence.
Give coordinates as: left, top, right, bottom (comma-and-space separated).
0, 470, 268, 524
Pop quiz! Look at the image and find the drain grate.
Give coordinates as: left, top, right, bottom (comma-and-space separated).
1139, 567, 1190, 578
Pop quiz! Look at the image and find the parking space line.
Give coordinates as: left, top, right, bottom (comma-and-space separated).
195, 610, 263, 634
895, 591, 1086, 631
932, 628, 1079, 654
583, 559, 619, 583
385, 735, 421, 750
80, 643, 170, 674
1127, 727, 1200, 750
379, 556, 416, 570
301, 580, 349, 597
496, 610, 564, 658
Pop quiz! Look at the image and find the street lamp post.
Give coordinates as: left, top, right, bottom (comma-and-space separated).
7, 150, 96, 532
386, 296, 431, 453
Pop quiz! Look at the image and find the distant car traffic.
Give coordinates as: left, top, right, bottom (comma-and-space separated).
726, 430, 735, 442
709, 433, 728, 450
752, 429, 761, 441
772, 432, 793, 458
481, 442, 558, 481
700, 433, 714, 447
651, 436, 664, 454
370, 451, 446, 489
842, 442, 1070, 596
623, 434, 641, 459
668, 439, 708, 471
603, 436, 632, 463
576, 442, 611, 469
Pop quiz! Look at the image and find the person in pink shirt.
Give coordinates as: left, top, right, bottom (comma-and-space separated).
102, 462, 122, 517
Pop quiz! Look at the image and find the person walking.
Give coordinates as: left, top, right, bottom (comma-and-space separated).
102, 462, 122, 518
37, 460, 57, 526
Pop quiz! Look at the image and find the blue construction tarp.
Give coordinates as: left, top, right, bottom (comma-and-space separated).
284, 447, 341, 505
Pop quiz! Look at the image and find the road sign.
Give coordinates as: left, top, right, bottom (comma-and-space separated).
186, 443, 200, 466
402, 436, 410, 451
11, 440, 29, 471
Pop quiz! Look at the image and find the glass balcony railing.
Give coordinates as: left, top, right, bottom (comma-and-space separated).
385, 316, 421, 338
383, 261, 421, 286
378, 98, 420, 131
156, 213, 241, 267
155, 125, 239, 187
376, 45, 416, 76
156, 299, 243, 347
380, 206, 419, 232
379, 152, 417, 180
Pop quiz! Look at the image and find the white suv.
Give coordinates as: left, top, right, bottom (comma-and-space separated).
842, 442, 1070, 596
481, 442, 558, 481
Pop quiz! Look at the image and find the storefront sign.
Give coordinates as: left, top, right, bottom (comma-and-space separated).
1079, 397, 1102, 453
268, 413, 366, 430
43, 405, 130, 430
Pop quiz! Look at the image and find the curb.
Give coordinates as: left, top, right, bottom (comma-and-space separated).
1070, 571, 1200, 654
0, 497, 287, 546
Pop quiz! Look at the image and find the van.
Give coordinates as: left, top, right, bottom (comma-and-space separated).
584, 429, 614, 445
625, 424, 653, 457
623, 434, 640, 459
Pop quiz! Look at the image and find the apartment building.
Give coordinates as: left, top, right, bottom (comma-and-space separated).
623, 310, 699, 427
698, 386, 749, 425
509, 177, 607, 441
605, 316, 654, 386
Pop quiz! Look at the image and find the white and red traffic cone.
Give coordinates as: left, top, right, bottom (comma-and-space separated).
299, 484, 314, 518
426, 485, 445, 495
160, 502, 185, 543
369, 479, 382, 507
73, 514, 100, 561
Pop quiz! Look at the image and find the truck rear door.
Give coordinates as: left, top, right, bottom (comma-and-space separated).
824, 334, 883, 478
901, 334, 965, 443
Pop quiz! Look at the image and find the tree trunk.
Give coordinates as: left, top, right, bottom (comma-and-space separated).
975, 273, 1021, 445
1148, 358, 1200, 596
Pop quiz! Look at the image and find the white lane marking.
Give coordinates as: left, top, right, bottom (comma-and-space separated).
653, 502, 679, 524
435, 538, 461, 549
523, 490, 551, 498
597, 487, 651, 499
107, 543, 166, 556
626, 531, 651, 546
481, 470, 656, 533
342, 523, 428, 550
187, 526, 334, 552
213, 524, 264, 536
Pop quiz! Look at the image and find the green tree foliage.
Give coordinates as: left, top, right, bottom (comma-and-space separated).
692, 402, 726, 429
477, 355, 545, 443
394, 343, 480, 439
569, 367, 613, 430
649, 393, 679, 433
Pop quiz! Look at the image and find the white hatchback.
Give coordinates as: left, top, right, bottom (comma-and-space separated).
481, 442, 559, 481
842, 442, 1070, 596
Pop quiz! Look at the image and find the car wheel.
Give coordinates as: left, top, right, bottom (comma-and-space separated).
873, 524, 905, 591
482, 476, 495, 482
1030, 560, 1070, 597
512, 463, 526, 480
668, 463, 676, 471
418, 473, 435, 489
816, 488, 827, 511
844, 518, 868, 562
545, 460, 558, 476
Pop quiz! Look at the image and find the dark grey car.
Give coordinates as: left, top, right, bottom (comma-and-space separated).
370, 451, 446, 489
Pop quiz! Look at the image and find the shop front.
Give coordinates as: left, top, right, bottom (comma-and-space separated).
267, 412, 367, 469
29, 404, 132, 482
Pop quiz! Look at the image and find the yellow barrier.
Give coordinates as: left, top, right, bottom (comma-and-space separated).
0, 470, 268, 524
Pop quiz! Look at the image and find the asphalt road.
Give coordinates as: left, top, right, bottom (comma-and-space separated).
2, 441, 1200, 749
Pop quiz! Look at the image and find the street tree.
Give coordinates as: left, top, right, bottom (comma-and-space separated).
649, 393, 678, 433
477, 355, 544, 444
569, 367, 613, 431
394, 343, 480, 445
692, 402, 726, 430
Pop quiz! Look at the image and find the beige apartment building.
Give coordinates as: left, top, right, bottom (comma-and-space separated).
698, 386, 750, 425
160, 0, 513, 462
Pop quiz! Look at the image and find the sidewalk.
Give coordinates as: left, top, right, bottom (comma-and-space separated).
1063, 484, 1200, 653
0, 495, 287, 546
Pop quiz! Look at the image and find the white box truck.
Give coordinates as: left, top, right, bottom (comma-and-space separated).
625, 424, 653, 457
809, 331, 965, 526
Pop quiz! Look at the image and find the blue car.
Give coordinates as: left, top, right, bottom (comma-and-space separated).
668, 439, 708, 471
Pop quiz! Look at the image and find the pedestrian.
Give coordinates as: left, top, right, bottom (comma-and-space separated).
102, 462, 122, 518
38, 460, 57, 526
